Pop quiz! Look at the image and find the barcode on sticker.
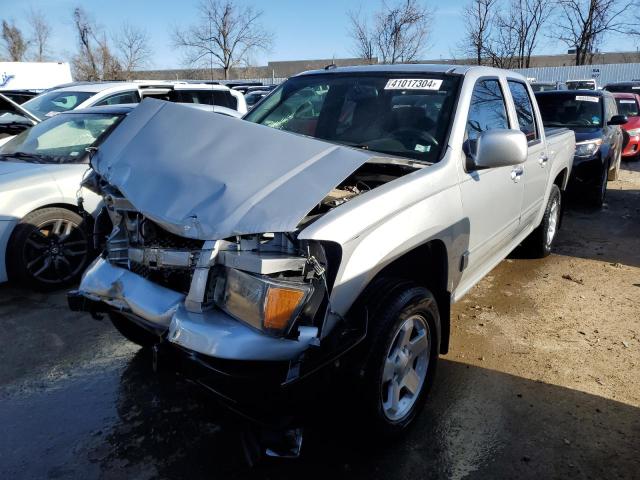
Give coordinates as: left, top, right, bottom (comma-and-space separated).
576, 96, 599, 103
384, 79, 443, 90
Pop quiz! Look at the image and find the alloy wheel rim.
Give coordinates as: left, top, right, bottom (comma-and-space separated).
546, 198, 560, 248
23, 218, 89, 284
381, 314, 431, 421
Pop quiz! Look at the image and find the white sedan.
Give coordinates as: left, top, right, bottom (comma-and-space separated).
0, 104, 133, 290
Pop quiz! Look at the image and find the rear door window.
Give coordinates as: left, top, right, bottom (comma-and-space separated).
95, 91, 140, 106
508, 81, 538, 142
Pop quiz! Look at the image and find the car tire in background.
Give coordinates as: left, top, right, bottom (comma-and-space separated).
608, 147, 621, 181
589, 159, 610, 208
6, 207, 93, 291
521, 184, 562, 258
359, 282, 440, 437
110, 313, 158, 348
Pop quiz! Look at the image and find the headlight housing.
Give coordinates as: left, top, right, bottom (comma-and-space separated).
214, 267, 313, 336
575, 139, 602, 157
627, 128, 640, 137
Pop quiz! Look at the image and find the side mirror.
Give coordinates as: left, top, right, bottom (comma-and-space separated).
608, 114, 628, 126
467, 129, 528, 170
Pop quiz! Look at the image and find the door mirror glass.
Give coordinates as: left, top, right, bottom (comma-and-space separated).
608, 114, 628, 126
467, 129, 528, 170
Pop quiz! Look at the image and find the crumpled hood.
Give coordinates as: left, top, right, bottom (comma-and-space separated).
92, 99, 378, 240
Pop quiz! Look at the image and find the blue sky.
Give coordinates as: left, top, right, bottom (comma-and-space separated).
0, 0, 634, 69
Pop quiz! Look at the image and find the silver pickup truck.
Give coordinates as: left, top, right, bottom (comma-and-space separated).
68, 65, 574, 445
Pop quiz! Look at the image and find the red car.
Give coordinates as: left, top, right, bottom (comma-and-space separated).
613, 92, 640, 160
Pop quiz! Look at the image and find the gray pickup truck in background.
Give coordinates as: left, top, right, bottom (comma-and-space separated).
68, 65, 575, 452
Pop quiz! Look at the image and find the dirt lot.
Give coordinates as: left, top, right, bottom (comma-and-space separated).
0, 163, 639, 479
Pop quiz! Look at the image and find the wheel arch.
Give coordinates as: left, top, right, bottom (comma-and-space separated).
353, 239, 452, 355
553, 167, 569, 191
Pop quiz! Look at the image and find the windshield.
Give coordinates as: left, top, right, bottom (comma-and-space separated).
615, 98, 639, 117
22, 90, 95, 120
536, 94, 603, 128
0, 112, 123, 164
567, 81, 595, 90
245, 92, 266, 106
245, 73, 461, 163
605, 84, 640, 94
531, 83, 558, 93
169, 89, 236, 109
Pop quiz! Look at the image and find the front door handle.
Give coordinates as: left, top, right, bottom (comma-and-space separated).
511, 166, 524, 182
538, 154, 549, 166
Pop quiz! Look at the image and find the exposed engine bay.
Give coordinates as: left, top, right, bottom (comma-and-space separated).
316, 160, 423, 213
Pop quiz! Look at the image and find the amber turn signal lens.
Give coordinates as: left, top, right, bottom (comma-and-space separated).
263, 287, 305, 331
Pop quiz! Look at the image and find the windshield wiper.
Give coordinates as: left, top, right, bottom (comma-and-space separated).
339, 141, 370, 150
0, 120, 32, 127
0, 151, 48, 163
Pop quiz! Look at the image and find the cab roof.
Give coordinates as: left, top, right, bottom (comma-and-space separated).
295, 63, 527, 81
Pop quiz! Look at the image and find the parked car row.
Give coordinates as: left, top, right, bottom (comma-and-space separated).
535, 89, 629, 206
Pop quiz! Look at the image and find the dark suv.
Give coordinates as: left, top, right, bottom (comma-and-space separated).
603, 82, 640, 94
535, 90, 627, 206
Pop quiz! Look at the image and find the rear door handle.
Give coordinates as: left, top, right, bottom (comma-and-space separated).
511, 166, 524, 182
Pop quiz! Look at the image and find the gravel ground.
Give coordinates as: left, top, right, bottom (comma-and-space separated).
0, 162, 638, 479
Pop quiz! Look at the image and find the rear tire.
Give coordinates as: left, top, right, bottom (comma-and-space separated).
521, 184, 561, 258
110, 313, 158, 348
360, 282, 440, 437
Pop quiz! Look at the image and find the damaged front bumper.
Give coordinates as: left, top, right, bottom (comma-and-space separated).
69, 257, 320, 362
68, 256, 334, 425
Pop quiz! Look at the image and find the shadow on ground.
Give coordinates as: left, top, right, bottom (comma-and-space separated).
2, 347, 638, 480
554, 162, 640, 268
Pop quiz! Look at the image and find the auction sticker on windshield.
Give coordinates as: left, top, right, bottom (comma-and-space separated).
576, 96, 599, 103
385, 79, 443, 90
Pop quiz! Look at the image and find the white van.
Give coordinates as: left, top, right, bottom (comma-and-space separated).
0, 62, 73, 91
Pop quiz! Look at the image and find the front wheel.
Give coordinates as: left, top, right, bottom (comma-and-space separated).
360, 283, 440, 436
588, 159, 609, 208
6, 207, 92, 291
608, 147, 621, 181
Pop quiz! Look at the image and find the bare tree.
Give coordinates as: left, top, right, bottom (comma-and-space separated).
1, 20, 29, 61
555, 0, 634, 66
115, 23, 152, 79
461, 0, 498, 65
484, 18, 519, 68
71, 7, 122, 81
347, 9, 376, 63
172, 0, 273, 80
348, 0, 433, 64
375, 0, 432, 64
493, 0, 554, 68
27, 8, 52, 61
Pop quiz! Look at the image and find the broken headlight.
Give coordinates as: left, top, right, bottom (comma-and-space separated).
214, 267, 313, 336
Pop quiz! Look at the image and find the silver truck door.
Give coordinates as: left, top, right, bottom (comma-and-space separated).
459, 78, 524, 281
507, 80, 549, 229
